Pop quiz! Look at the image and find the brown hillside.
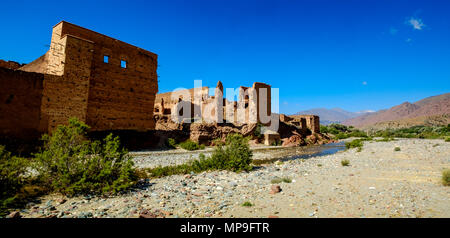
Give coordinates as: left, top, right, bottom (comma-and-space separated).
343, 93, 450, 127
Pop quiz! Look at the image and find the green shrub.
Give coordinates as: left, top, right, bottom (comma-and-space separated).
206, 134, 253, 172
242, 201, 253, 207
321, 124, 368, 139
166, 138, 177, 149
349, 130, 368, 138
34, 118, 138, 196
271, 177, 292, 184
212, 138, 225, 146
345, 139, 364, 150
341, 160, 350, 166
335, 132, 350, 140
0, 146, 31, 216
445, 137, 450, 142
375, 137, 394, 142
442, 169, 450, 186
271, 140, 282, 146
254, 123, 264, 140
179, 140, 204, 151
147, 134, 253, 177
373, 125, 450, 139
394, 147, 401, 152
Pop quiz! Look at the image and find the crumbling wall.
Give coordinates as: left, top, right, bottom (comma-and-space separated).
157, 82, 272, 125
290, 115, 320, 133
0, 60, 22, 70
155, 87, 209, 117
18, 53, 49, 74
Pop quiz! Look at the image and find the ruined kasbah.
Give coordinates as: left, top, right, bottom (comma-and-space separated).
0, 21, 328, 151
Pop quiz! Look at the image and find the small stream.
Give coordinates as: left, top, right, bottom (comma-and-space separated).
253, 142, 346, 165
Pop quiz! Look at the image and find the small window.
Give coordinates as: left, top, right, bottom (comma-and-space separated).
121, 60, 127, 68
104, 55, 109, 63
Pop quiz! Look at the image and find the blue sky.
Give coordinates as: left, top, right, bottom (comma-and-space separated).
1, 0, 449, 114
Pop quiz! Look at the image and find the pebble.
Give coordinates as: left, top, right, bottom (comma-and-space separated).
18, 139, 450, 218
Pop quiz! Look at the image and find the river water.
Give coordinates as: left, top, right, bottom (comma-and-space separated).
252, 142, 346, 165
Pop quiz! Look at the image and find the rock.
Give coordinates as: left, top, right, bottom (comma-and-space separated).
282, 135, 305, 147
229, 181, 238, 187
270, 185, 281, 194
162, 210, 173, 217
139, 209, 158, 218
57, 198, 67, 205
8, 211, 21, 218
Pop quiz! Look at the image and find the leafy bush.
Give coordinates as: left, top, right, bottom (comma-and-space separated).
166, 138, 177, 149
375, 137, 395, 142
212, 138, 225, 146
345, 139, 364, 150
394, 147, 401, 152
34, 118, 138, 196
147, 134, 253, 177
271, 177, 292, 184
341, 160, 350, 166
0, 146, 31, 216
445, 137, 450, 142
242, 201, 253, 207
372, 125, 450, 139
253, 123, 264, 140
271, 140, 282, 146
210, 134, 253, 172
321, 124, 368, 139
179, 140, 205, 151
442, 169, 450, 186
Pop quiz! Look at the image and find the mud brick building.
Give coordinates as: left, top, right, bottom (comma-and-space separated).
293, 115, 320, 133
0, 21, 158, 139
279, 114, 320, 133
154, 81, 272, 125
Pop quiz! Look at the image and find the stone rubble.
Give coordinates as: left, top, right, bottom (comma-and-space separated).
17, 139, 450, 218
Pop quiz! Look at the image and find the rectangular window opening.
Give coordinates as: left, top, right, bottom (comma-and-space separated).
104, 55, 109, 63
121, 60, 127, 68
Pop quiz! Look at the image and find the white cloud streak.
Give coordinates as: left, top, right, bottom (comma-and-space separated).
407, 17, 425, 30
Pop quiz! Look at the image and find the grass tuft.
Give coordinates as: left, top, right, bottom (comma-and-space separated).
442, 169, 450, 186
341, 160, 350, 167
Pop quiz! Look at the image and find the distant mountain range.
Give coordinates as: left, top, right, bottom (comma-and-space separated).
343, 93, 450, 128
293, 108, 374, 125
293, 93, 450, 128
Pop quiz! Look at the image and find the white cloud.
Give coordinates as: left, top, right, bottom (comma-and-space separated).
406, 17, 425, 30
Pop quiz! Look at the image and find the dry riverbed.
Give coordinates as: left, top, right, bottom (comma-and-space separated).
20, 139, 450, 218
